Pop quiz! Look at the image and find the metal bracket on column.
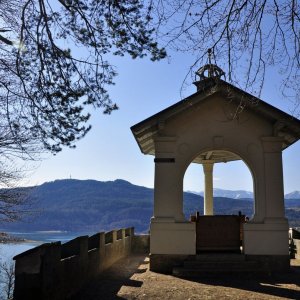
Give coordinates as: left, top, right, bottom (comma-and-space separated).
154, 158, 175, 163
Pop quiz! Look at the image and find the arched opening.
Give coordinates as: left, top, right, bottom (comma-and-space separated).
183, 149, 255, 253
183, 152, 254, 219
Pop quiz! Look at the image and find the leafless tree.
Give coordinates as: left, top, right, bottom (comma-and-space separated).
149, 0, 299, 112
0, 117, 40, 223
0, 261, 15, 300
0, 170, 33, 223
0, 0, 166, 222
0, 0, 166, 153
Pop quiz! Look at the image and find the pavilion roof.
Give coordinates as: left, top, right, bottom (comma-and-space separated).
131, 78, 300, 160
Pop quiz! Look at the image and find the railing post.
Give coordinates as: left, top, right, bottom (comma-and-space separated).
78, 236, 89, 285
99, 232, 105, 254
130, 227, 135, 237
99, 232, 106, 272
112, 230, 117, 243
41, 243, 62, 300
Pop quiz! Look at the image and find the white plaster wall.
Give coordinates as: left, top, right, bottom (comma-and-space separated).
150, 222, 196, 254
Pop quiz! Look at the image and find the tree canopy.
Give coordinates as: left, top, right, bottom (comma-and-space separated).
0, 0, 166, 155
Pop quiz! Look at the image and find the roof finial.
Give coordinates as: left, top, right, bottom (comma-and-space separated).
195, 49, 225, 81
208, 48, 212, 63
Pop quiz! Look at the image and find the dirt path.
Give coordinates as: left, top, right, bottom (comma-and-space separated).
72, 255, 300, 300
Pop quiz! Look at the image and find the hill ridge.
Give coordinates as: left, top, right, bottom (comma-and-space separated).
0, 179, 299, 233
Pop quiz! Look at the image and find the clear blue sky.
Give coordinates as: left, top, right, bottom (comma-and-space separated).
23, 51, 300, 194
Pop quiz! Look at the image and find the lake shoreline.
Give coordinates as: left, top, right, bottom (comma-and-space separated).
0, 230, 99, 247
0, 232, 34, 244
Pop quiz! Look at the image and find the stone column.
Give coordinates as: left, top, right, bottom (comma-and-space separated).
202, 160, 214, 215
152, 136, 185, 222
153, 159, 184, 221
261, 137, 286, 222
237, 139, 289, 260
150, 137, 196, 258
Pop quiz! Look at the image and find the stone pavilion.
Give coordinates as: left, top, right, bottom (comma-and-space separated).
131, 63, 300, 273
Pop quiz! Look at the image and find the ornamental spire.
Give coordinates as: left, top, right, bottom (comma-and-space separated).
195, 49, 225, 80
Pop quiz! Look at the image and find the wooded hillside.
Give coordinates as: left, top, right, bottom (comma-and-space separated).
0, 179, 299, 233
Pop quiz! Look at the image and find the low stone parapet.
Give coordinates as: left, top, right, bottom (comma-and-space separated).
13, 227, 147, 300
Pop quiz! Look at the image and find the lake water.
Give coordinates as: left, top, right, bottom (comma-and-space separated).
0, 231, 97, 297
0, 230, 96, 264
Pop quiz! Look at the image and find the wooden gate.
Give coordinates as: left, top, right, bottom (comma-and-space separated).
191, 215, 243, 253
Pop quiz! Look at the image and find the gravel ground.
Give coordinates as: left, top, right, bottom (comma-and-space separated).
72, 255, 300, 300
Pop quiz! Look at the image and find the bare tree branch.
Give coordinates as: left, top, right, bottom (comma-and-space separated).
150, 0, 300, 109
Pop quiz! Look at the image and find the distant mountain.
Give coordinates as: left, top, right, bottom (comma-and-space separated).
189, 188, 300, 200
196, 188, 254, 199
0, 179, 299, 233
285, 191, 300, 199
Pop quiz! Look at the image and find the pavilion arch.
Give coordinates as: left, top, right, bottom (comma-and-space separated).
131, 74, 300, 273
181, 148, 257, 219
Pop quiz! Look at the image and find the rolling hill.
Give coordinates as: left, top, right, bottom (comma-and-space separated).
0, 179, 299, 233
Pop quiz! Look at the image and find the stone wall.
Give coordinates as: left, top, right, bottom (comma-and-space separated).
132, 234, 150, 254
13, 228, 149, 300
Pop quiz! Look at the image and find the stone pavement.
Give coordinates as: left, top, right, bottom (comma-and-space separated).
71, 255, 300, 300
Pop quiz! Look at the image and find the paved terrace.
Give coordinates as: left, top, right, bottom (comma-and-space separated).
71, 255, 300, 300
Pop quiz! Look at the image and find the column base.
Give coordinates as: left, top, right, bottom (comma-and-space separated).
246, 255, 290, 272
150, 254, 188, 274
243, 221, 289, 255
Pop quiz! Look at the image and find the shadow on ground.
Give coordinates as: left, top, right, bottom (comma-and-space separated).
70, 255, 147, 300
175, 262, 300, 300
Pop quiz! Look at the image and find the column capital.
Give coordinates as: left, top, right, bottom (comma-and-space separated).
202, 159, 215, 164
202, 160, 214, 173
261, 137, 284, 153
154, 136, 177, 157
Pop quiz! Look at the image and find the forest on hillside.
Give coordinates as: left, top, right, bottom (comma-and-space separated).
0, 179, 299, 233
